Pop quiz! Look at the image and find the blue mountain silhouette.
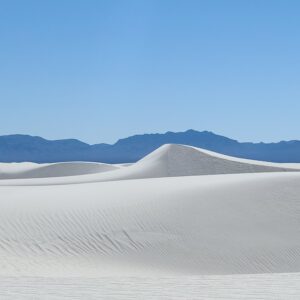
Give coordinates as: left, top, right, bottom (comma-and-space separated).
0, 130, 300, 163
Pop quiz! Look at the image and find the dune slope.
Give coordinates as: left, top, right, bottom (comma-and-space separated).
0, 172, 300, 276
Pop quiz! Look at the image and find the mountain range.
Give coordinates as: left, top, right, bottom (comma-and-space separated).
0, 129, 300, 163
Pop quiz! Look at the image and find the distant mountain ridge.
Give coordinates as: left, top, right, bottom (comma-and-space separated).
0, 130, 300, 163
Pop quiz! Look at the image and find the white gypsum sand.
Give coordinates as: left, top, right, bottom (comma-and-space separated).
0, 161, 120, 179
0, 144, 300, 299
0, 144, 299, 185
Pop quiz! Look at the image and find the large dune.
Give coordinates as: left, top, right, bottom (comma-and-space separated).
0, 144, 298, 185
0, 144, 300, 298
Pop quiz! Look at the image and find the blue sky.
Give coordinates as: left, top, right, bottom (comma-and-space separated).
0, 0, 299, 144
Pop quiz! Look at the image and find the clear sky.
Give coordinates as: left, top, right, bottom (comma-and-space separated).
0, 0, 299, 144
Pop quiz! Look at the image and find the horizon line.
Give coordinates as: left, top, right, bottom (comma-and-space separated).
0, 129, 299, 145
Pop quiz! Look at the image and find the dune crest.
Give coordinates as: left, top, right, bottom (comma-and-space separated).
0, 144, 298, 185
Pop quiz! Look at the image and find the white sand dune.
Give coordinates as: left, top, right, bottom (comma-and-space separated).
0, 144, 300, 298
0, 161, 119, 179
0, 144, 298, 185
0, 172, 300, 277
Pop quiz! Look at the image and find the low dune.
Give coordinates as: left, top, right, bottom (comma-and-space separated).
0, 161, 119, 179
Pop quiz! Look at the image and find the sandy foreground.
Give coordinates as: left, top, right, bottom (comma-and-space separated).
0, 144, 300, 299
